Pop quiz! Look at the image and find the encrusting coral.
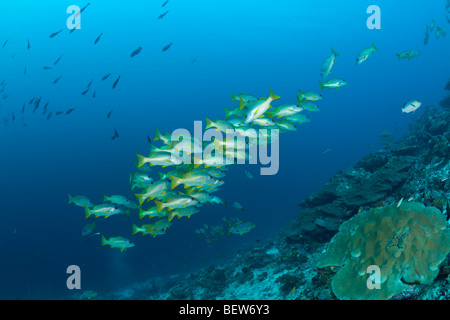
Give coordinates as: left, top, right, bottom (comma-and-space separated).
315, 202, 450, 300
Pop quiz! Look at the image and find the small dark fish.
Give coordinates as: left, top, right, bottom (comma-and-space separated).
112, 76, 120, 89
11, 53, 16, 59
12, 113, 15, 121
106, 110, 113, 118
49, 30, 63, 38
92, 91, 96, 98
29, 97, 35, 104
111, 128, 119, 140
53, 76, 62, 84
94, 33, 103, 45
46, 112, 52, 120
2, 94, 8, 100
162, 42, 173, 51
86, 79, 94, 88
190, 58, 197, 64
130, 46, 142, 58
2, 39, 8, 48
55, 111, 63, 116
22, 103, 25, 114
24, 66, 27, 75
34, 97, 41, 110
102, 73, 111, 81
81, 88, 90, 95
27, 39, 30, 50
158, 10, 169, 19
147, 135, 152, 144
80, 3, 90, 13
54, 55, 63, 65
43, 101, 49, 110
66, 108, 75, 115
69, 25, 78, 34
42, 109, 47, 115
162, 0, 169, 7
43, 66, 52, 70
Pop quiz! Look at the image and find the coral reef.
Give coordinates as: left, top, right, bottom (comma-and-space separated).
315, 202, 450, 300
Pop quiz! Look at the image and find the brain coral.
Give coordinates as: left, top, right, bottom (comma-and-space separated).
315, 202, 450, 300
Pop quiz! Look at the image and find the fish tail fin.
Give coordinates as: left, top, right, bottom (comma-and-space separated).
68, 194, 73, 205
319, 80, 325, 91
158, 172, 166, 180
136, 154, 147, 168
101, 234, 107, 246
231, 92, 237, 102
297, 90, 304, 101
131, 223, 139, 235
239, 97, 245, 110
135, 193, 146, 206
372, 43, 379, 51
169, 175, 182, 189
224, 107, 232, 119
269, 88, 280, 101
396, 53, 401, 61
154, 128, 162, 141
331, 47, 340, 57
155, 200, 164, 213
167, 211, 176, 222
84, 206, 91, 219
138, 208, 145, 219
205, 118, 214, 129
103, 195, 108, 202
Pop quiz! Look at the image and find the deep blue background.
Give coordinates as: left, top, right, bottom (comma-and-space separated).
0, 0, 448, 299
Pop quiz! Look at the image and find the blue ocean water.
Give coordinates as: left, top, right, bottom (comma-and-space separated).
0, 0, 448, 299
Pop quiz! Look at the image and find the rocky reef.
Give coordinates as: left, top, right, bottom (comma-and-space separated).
101, 83, 450, 300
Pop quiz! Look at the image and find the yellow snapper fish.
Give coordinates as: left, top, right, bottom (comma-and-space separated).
284, 113, 310, 124
138, 206, 167, 219
101, 235, 135, 252
244, 89, 280, 124
153, 128, 171, 145
130, 172, 153, 190
251, 117, 276, 127
103, 195, 139, 209
319, 78, 347, 91
170, 172, 217, 189
205, 118, 235, 133
227, 221, 255, 235
356, 43, 378, 65
68, 194, 93, 208
150, 218, 171, 231
136, 152, 181, 168
167, 206, 201, 222
84, 204, 130, 218
213, 136, 246, 151
224, 106, 245, 119
299, 100, 320, 112
297, 90, 323, 102
134, 180, 170, 205
154, 195, 199, 212
188, 190, 214, 203
402, 100, 421, 114
320, 47, 340, 80
132, 223, 153, 235
266, 104, 303, 119
230, 92, 258, 103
